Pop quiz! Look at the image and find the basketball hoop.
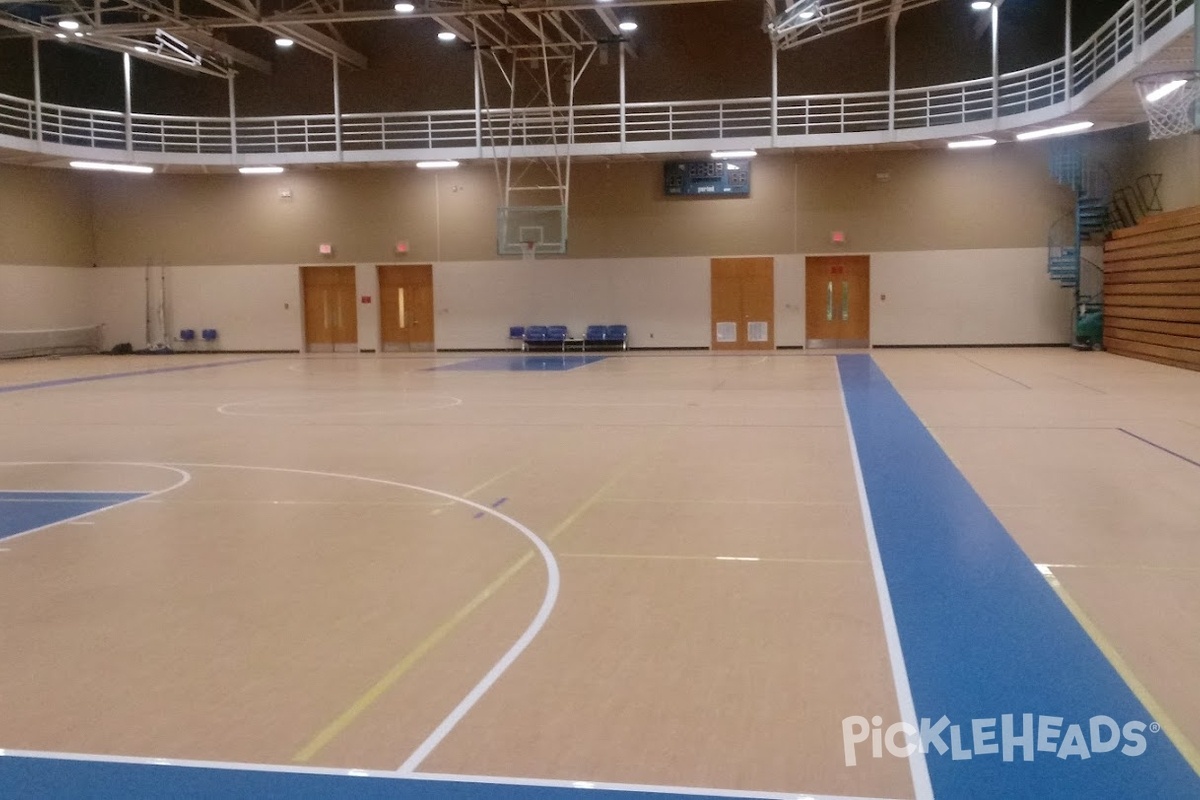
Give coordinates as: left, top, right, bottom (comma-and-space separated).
1134, 70, 1200, 140
519, 240, 538, 261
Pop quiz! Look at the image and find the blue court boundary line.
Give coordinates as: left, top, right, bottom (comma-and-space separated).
836, 354, 1200, 800
0, 357, 269, 395
1117, 428, 1200, 470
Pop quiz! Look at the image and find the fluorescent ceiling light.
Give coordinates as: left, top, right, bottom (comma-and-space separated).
134, 45, 149, 53
57, 20, 80, 30
70, 161, 154, 174
416, 160, 460, 169
73, 31, 84, 38
55, 32, 66, 39
1145, 79, 1188, 103
711, 149, 757, 159
275, 37, 295, 47
239, 166, 285, 174
618, 20, 638, 31
1015, 121, 1094, 141
394, 2, 414, 12
437, 30, 457, 41
971, 1, 993, 10
947, 137, 997, 149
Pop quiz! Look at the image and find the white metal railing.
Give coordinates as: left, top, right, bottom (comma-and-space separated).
0, 0, 1191, 160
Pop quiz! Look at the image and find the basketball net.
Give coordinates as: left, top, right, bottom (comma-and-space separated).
520, 241, 537, 261
1134, 71, 1200, 140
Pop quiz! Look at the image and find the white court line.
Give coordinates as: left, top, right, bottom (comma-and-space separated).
0, 463, 191, 546
833, 361, 934, 800
159, 462, 559, 776
0, 750, 893, 800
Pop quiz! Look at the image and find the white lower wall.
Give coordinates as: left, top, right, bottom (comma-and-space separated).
0, 265, 96, 331
86, 248, 1072, 352
871, 248, 1074, 346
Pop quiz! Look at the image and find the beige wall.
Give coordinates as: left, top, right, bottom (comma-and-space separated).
0, 164, 94, 267
0, 265, 96, 331
7, 140, 1080, 349
89, 143, 1068, 267
1088, 125, 1200, 214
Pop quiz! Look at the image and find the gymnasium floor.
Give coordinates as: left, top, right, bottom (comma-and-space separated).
0, 349, 1198, 799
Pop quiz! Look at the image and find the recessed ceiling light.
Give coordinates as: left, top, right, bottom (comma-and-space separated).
275, 37, 295, 47
239, 166, 285, 174
1015, 121, 1094, 140
57, 20, 80, 30
394, 2, 414, 12
618, 20, 638, 31
69, 161, 154, 174
437, 30, 457, 41
711, 149, 757, 159
947, 138, 997, 149
416, 160, 460, 169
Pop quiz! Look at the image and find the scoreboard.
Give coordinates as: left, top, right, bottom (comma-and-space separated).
664, 159, 751, 197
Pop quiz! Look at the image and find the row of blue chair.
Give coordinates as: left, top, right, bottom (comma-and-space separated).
179, 329, 218, 342
508, 325, 628, 351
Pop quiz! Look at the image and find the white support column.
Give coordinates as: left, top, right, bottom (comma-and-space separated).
991, 5, 1000, 121
332, 55, 342, 158
228, 72, 238, 156
32, 39, 42, 143
888, 20, 897, 133
1064, 0, 1073, 108
474, 47, 483, 152
770, 40, 779, 144
619, 44, 627, 148
1133, 0, 1143, 61
123, 52, 133, 152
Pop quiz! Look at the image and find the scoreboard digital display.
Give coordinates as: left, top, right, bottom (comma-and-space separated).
664, 159, 751, 197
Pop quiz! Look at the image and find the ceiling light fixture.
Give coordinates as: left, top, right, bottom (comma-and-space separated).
239, 166, 285, 174
1015, 121, 1094, 141
711, 149, 757, 159
1145, 79, 1188, 103
416, 160, 460, 169
971, 1, 993, 10
947, 137, 997, 149
275, 37, 295, 47
69, 161, 154, 174
54, 32, 66, 39
57, 20, 80, 30
134, 45, 149, 53
618, 20, 638, 31
394, 2, 415, 12
437, 30, 457, 41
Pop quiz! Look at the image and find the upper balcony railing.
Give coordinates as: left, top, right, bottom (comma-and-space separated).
0, 0, 1192, 161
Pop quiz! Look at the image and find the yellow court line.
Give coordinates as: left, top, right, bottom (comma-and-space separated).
1039, 567, 1200, 777
292, 434, 667, 763
429, 464, 524, 516
292, 551, 535, 762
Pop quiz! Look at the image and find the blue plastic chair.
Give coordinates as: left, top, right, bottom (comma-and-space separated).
606, 324, 628, 350
179, 329, 196, 342
201, 329, 218, 342
522, 326, 548, 351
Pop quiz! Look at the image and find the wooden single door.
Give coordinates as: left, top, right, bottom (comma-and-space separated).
805, 256, 870, 348
378, 264, 435, 352
301, 266, 358, 353
711, 257, 775, 350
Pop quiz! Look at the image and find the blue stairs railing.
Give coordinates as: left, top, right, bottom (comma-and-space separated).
1048, 149, 1111, 290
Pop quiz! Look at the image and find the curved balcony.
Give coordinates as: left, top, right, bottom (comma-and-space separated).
0, 0, 1192, 166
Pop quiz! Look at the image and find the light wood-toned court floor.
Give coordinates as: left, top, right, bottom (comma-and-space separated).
0, 349, 1197, 799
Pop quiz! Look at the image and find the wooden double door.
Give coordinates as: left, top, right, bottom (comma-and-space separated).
805, 256, 870, 349
711, 257, 775, 350
378, 264, 435, 352
301, 266, 358, 353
